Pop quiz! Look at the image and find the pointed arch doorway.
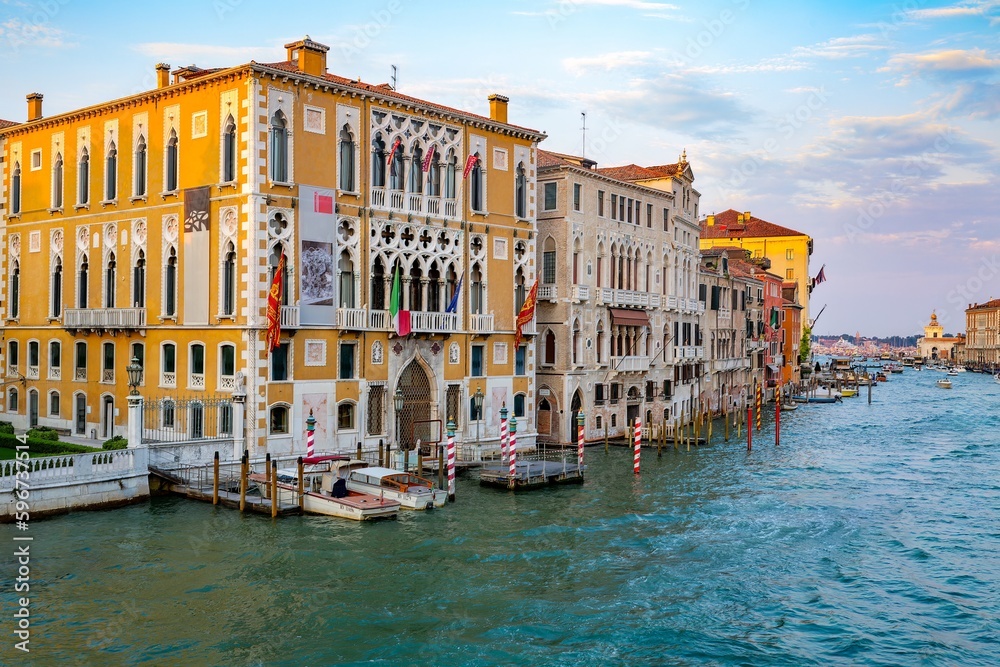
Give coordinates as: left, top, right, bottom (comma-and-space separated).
396, 359, 432, 451
570, 389, 583, 445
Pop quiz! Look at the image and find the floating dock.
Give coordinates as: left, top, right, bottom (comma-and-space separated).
479, 459, 585, 490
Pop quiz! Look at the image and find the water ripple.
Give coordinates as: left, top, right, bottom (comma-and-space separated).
5, 370, 1000, 665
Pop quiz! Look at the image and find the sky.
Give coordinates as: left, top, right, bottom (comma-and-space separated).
0, 0, 998, 337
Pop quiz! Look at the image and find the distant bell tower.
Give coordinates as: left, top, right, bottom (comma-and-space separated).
924, 311, 944, 339
855, 330, 861, 345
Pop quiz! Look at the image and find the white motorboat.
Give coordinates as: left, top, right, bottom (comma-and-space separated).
251, 455, 400, 521
341, 466, 447, 510
936, 378, 952, 389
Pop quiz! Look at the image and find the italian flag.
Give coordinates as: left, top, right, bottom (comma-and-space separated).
389, 264, 410, 337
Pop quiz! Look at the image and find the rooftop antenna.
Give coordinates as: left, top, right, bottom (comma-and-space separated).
580, 111, 587, 158
391, 65, 397, 91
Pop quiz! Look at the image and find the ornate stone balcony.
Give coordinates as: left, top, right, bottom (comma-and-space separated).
611, 355, 650, 373
63, 308, 146, 332
280, 306, 299, 328
370, 186, 459, 220
469, 313, 494, 334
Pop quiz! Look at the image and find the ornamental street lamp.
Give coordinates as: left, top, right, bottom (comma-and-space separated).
126, 356, 143, 396
394, 386, 404, 454
473, 386, 484, 448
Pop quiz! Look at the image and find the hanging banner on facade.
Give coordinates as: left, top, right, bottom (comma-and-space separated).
299, 185, 338, 326
183, 186, 210, 325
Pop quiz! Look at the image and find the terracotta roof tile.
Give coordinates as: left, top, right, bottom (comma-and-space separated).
0, 119, 18, 130
702, 209, 808, 239
969, 298, 1000, 310
643, 163, 683, 177
537, 149, 596, 169
595, 164, 660, 181
259, 61, 542, 135
596, 161, 685, 182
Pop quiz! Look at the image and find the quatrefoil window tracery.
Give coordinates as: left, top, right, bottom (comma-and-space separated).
399, 226, 415, 248
268, 213, 290, 239
338, 220, 356, 245
470, 235, 484, 259
380, 225, 397, 245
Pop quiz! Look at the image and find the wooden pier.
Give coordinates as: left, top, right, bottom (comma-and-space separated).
149, 456, 303, 517
479, 459, 585, 490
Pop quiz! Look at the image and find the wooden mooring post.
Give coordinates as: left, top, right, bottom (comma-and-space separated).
270, 460, 279, 519
297, 457, 305, 512
239, 451, 248, 513
438, 444, 445, 490
378, 439, 384, 467
212, 451, 220, 506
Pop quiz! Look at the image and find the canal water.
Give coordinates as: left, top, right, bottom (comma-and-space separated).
4, 368, 1000, 666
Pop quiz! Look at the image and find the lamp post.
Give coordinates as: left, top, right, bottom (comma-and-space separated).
126, 356, 143, 396
125, 355, 143, 449
394, 387, 404, 469
473, 386, 484, 450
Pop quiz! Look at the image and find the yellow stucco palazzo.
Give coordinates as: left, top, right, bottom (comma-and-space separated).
0, 38, 545, 455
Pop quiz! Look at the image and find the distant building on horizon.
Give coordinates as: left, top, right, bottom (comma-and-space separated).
916, 312, 964, 362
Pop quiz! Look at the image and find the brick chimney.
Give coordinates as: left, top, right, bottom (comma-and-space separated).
284, 36, 329, 76
488, 94, 509, 124
706, 215, 715, 226
156, 63, 171, 89
26, 93, 43, 121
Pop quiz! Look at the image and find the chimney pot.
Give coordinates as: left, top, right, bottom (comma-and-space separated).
488, 94, 509, 124
156, 63, 171, 89
26, 93, 43, 122
284, 36, 329, 76
707, 215, 715, 226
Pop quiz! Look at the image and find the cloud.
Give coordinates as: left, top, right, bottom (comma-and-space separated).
883, 48, 1000, 84
562, 51, 655, 75
685, 57, 808, 75
587, 72, 751, 137
941, 81, 1000, 119
790, 34, 889, 60
0, 18, 70, 49
906, 0, 1000, 24
512, 0, 685, 21
132, 42, 283, 65
569, 0, 680, 10
881, 49, 1000, 118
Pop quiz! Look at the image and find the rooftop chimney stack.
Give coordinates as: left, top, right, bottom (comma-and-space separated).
707, 215, 715, 226
488, 94, 509, 124
285, 35, 329, 76
156, 63, 171, 89
744, 211, 751, 221
26, 93, 43, 122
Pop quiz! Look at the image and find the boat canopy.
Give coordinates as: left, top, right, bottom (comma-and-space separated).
350, 466, 413, 480
303, 455, 352, 465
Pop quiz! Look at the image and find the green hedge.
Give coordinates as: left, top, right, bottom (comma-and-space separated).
0, 432, 100, 454
102, 435, 128, 450
27, 427, 60, 441
0, 422, 14, 435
